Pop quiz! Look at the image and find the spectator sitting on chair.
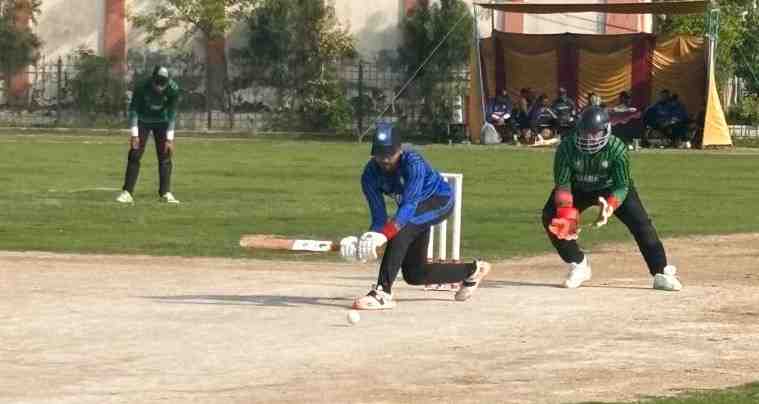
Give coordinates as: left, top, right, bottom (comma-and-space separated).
514, 88, 535, 144
642, 89, 671, 147
582, 92, 603, 112
529, 94, 558, 144
552, 87, 577, 136
667, 93, 690, 148
487, 89, 517, 140
642, 89, 689, 148
611, 91, 636, 113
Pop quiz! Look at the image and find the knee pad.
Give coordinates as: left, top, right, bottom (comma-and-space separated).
128, 149, 144, 162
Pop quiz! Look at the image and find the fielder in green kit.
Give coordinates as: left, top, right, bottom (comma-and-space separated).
542, 106, 682, 291
116, 66, 180, 204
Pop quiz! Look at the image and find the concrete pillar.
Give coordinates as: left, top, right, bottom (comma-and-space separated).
499, 0, 524, 33
404, 0, 428, 16
104, 0, 126, 73
8, 1, 32, 106
605, 0, 642, 34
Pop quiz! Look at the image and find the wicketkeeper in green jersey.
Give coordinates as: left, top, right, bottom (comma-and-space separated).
541, 106, 682, 291
116, 66, 180, 204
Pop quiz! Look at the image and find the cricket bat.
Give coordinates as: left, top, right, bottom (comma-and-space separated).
239, 234, 339, 252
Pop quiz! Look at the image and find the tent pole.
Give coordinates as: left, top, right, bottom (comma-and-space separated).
474, 5, 486, 118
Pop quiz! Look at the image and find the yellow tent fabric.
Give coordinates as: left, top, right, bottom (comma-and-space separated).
504, 49, 558, 101
475, 1, 707, 15
577, 47, 632, 108
703, 59, 732, 147
651, 36, 705, 120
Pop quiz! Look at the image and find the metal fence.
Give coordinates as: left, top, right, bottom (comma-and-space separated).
728, 125, 759, 138
0, 57, 470, 140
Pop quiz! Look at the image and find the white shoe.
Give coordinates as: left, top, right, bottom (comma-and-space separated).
116, 190, 134, 204
563, 256, 591, 288
161, 192, 180, 204
352, 285, 395, 310
455, 260, 491, 301
653, 265, 682, 291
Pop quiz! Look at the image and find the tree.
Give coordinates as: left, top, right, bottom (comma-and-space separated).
656, 0, 750, 90
131, 0, 259, 127
66, 47, 128, 121
239, 0, 355, 85
236, 0, 356, 131
396, 0, 473, 140
733, 8, 759, 96
0, 0, 42, 105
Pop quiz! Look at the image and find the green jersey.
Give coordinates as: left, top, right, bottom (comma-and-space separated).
128, 78, 180, 129
553, 132, 632, 202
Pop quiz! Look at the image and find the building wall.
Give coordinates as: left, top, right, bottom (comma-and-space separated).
495, 0, 652, 35
333, 0, 491, 59
522, 0, 605, 35
32, 0, 483, 62
35, 0, 105, 61
30, 0, 651, 64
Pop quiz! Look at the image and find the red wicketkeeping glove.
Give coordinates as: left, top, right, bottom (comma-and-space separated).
549, 206, 580, 240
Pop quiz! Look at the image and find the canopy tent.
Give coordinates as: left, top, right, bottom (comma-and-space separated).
474, 1, 708, 15
468, 1, 731, 148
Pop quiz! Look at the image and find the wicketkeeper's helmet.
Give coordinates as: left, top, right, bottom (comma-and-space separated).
575, 106, 611, 154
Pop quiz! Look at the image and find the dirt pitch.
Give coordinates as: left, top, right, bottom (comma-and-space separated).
2, 233, 758, 404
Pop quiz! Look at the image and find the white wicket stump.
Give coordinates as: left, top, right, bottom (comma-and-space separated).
424, 172, 463, 291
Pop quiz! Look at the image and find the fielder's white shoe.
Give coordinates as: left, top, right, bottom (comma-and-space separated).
161, 192, 180, 204
455, 260, 491, 301
352, 285, 395, 310
563, 256, 591, 289
116, 190, 134, 204
653, 265, 682, 291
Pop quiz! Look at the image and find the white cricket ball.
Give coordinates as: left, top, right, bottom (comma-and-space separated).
347, 310, 361, 325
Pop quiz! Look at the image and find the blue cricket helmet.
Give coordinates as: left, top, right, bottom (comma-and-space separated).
371, 122, 401, 157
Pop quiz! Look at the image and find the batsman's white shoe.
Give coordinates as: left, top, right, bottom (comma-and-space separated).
563, 256, 591, 289
455, 260, 491, 301
116, 190, 134, 204
653, 265, 682, 291
160, 192, 180, 204
352, 285, 395, 310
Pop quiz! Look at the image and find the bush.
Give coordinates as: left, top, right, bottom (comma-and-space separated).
300, 77, 353, 132
727, 94, 759, 125
66, 48, 127, 117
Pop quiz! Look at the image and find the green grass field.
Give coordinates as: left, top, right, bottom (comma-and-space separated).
1, 133, 758, 403
0, 133, 757, 260
579, 382, 759, 403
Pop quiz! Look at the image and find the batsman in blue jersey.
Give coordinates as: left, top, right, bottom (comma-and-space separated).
340, 123, 490, 310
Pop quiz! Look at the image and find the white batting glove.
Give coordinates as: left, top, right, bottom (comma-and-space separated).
358, 231, 387, 263
130, 126, 139, 137
339, 236, 358, 262
166, 130, 175, 141
594, 196, 614, 228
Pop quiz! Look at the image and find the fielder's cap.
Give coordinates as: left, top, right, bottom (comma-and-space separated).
371, 122, 401, 157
